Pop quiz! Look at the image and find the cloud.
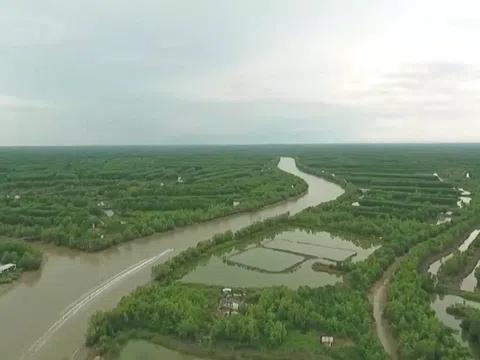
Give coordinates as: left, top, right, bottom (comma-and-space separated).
334, 62, 480, 142
1, 0, 480, 145
0, 95, 56, 111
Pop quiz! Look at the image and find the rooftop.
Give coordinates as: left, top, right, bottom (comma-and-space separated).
321, 336, 334, 343
0, 263, 16, 272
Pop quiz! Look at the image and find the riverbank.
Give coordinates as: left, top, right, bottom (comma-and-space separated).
0, 156, 345, 360
0, 150, 309, 253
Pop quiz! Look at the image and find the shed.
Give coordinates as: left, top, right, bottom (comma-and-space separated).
321, 336, 334, 346
0, 263, 16, 275
220, 297, 243, 311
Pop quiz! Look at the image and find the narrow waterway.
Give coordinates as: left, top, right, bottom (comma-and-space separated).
0, 157, 344, 360
460, 230, 480, 292
428, 230, 480, 276
462, 261, 480, 292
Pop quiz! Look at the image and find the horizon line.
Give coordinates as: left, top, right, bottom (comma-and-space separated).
1, 142, 480, 148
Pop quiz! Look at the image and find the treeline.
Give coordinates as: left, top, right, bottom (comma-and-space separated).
343, 177, 453, 189
0, 148, 307, 251
289, 143, 480, 177
437, 232, 480, 282
86, 283, 388, 360
369, 186, 460, 196
385, 213, 480, 360
295, 157, 460, 222
367, 189, 459, 206
446, 304, 480, 346
351, 205, 447, 222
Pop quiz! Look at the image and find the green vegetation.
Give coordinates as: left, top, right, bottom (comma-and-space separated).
294, 144, 468, 222
437, 231, 480, 284
0, 146, 307, 251
447, 304, 480, 346
83, 144, 480, 360
0, 239, 42, 284
87, 282, 385, 360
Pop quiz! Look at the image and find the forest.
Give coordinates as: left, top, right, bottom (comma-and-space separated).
0, 146, 307, 251
84, 144, 480, 360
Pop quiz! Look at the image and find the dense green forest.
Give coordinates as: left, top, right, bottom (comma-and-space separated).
84, 144, 480, 360
0, 146, 307, 251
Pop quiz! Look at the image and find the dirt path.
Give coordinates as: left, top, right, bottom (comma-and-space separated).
369, 257, 404, 360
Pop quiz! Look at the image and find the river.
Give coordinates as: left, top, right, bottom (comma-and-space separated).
0, 157, 344, 360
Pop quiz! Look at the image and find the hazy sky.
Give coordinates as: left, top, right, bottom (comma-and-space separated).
2, 0, 480, 145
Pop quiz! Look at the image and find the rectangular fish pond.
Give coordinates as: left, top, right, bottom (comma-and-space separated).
180, 229, 380, 289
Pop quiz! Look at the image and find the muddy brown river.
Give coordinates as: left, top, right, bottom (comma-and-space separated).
0, 157, 344, 360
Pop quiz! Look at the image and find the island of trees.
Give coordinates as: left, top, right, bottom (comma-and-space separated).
0, 239, 42, 284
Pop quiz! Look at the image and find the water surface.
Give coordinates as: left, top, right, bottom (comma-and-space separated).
431, 294, 480, 346
0, 157, 344, 360
428, 230, 480, 275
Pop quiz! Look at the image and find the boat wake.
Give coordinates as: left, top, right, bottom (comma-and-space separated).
22, 248, 174, 358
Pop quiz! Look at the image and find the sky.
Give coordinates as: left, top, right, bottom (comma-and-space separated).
1, 0, 480, 145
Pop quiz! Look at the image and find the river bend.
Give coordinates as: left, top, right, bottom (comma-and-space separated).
0, 157, 344, 360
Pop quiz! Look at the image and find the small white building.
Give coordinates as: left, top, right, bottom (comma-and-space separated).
0, 263, 16, 275
321, 336, 334, 347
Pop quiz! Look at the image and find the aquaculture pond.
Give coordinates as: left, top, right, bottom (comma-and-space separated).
180, 229, 379, 289
263, 230, 379, 263
428, 230, 480, 275
431, 294, 480, 347
462, 262, 480, 292
459, 230, 480, 292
